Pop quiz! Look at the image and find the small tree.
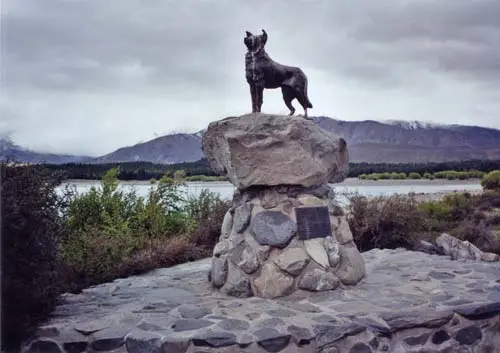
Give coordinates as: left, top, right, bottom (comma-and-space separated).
1, 163, 66, 350
481, 170, 500, 191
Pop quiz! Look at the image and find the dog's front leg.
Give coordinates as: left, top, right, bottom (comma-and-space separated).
249, 83, 257, 113
255, 84, 264, 113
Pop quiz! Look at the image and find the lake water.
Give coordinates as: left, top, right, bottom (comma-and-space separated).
57, 178, 483, 202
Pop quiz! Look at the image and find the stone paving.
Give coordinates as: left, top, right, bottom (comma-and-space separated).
23, 249, 500, 353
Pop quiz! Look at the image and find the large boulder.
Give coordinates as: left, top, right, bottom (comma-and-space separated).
202, 114, 349, 189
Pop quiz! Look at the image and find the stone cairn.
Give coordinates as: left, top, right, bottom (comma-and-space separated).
202, 113, 366, 299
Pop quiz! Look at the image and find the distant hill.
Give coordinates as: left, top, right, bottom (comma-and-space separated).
312, 117, 500, 163
3, 117, 500, 164
91, 132, 204, 164
0, 138, 91, 164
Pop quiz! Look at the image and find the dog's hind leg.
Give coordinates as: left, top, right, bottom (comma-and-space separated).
296, 89, 312, 119
281, 86, 296, 116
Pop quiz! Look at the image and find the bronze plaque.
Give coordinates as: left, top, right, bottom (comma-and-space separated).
295, 206, 331, 240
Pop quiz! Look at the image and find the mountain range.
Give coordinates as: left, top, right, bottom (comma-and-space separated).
2, 116, 500, 165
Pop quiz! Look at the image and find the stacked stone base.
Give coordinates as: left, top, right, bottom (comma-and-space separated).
209, 184, 366, 298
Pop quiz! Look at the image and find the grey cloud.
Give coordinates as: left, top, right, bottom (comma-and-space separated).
1, 0, 500, 155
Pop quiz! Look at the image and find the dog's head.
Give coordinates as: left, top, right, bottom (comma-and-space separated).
244, 29, 267, 53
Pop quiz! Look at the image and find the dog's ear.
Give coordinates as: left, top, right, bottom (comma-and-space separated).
246, 31, 253, 37
261, 29, 267, 44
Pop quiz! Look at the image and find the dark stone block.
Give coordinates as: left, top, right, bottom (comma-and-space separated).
349, 342, 373, 353
431, 330, 450, 345
287, 325, 314, 345
172, 319, 214, 332
453, 302, 500, 320
314, 322, 366, 347
254, 328, 291, 353
125, 330, 163, 353
404, 333, 430, 346
63, 341, 88, 353
250, 211, 297, 248
27, 339, 64, 353
233, 204, 253, 233
455, 326, 482, 345
381, 309, 453, 331
192, 331, 237, 348
90, 328, 130, 351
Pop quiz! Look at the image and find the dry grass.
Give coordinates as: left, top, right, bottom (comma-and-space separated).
344, 190, 500, 254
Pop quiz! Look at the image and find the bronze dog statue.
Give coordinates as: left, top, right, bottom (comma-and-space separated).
244, 29, 313, 118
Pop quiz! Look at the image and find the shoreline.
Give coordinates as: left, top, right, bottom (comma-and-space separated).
63, 177, 482, 186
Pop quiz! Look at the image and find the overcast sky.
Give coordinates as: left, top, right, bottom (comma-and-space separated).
2, 0, 500, 156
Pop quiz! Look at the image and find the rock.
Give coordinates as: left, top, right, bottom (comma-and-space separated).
177, 305, 211, 319
380, 310, 453, 330
414, 240, 443, 255
192, 331, 238, 348
257, 245, 272, 261
304, 238, 330, 269
335, 242, 366, 285
250, 211, 297, 248
334, 216, 353, 245
274, 247, 309, 276
220, 211, 233, 239
482, 252, 500, 262
260, 189, 281, 209
90, 328, 130, 351
431, 330, 450, 345
253, 263, 294, 299
324, 236, 341, 268
25, 339, 64, 353
298, 195, 324, 206
201, 114, 349, 189
436, 233, 484, 261
455, 326, 482, 345
223, 262, 253, 297
213, 239, 231, 257
254, 328, 292, 353
232, 204, 253, 233
231, 243, 259, 274
171, 319, 214, 332
125, 330, 163, 353
298, 268, 340, 291
210, 256, 228, 288
306, 185, 332, 198
217, 319, 250, 331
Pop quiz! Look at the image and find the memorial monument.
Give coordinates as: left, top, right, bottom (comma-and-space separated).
202, 113, 366, 298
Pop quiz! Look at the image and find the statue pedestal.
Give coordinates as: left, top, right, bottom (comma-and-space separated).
202, 114, 365, 298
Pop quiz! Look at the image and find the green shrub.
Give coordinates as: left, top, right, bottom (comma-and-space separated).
481, 170, 500, 191
408, 172, 421, 179
59, 168, 192, 289
423, 172, 434, 180
1, 164, 67, 350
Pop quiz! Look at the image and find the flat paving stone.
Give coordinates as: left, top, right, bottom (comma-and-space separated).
25, 249, 500, 351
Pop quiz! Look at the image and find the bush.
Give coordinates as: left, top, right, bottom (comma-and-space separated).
408, 172, 421, 179
1, 164, 67, 350
345, 193, 423, 251
58, 168, 231, 292
59, 169, 193, 289
481, 170, 500, 191
423, 172, 434, 180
